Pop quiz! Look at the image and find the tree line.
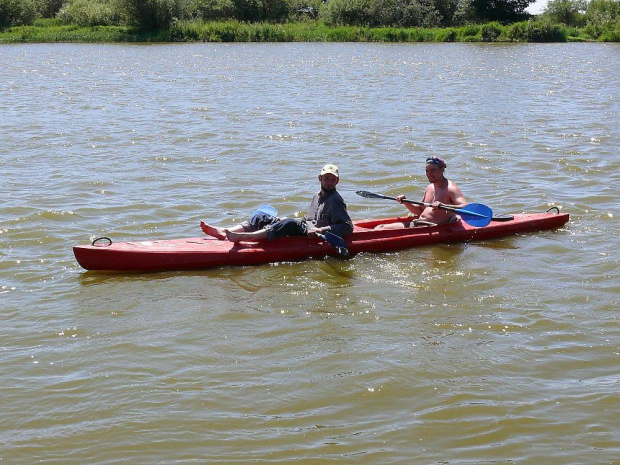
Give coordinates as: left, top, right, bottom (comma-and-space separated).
1, 0, 535, 30
544, 0, 618, 27
1, 0, 618, 40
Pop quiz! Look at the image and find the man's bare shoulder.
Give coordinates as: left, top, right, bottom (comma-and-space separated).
447, 179, 463, 192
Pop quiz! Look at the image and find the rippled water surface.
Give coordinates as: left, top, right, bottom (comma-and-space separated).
1, 43, 618, 464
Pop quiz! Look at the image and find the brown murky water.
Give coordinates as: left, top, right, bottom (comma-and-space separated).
1, 43, 618, 464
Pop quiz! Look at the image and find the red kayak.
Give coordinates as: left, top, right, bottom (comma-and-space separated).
73, 211, 569, 272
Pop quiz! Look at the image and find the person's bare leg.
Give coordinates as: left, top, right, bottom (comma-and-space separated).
201, 223, 246, 240
226, 229, 269, 243
200, 221, 227, 239
375, 222, 407, 230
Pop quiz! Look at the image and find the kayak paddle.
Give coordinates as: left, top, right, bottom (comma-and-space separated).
356, 190, 493, 227
318, 231, 350, 257
251, 204, 278, 218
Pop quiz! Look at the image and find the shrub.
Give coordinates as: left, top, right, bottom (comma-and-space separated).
597, 27, 620, 40
506, 20, 528, 40
526, 18, 568, 41
118, 0, 195, 30
57, 0, 121, 27
481, 21, 502, 40
438, 27, 457, 41
462, 23, 479, 36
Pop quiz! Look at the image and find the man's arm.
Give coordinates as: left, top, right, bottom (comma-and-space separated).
397, 185, 431, 216
446, 182, 467, 209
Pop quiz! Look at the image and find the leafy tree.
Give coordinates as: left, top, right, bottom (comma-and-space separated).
543, 0, 586, 26
261, 0, 292, 21
463, 0, 533, 23
118, 0, 194, 30
366, 0, 397, 26
452, 0, 476, 24
433, 0, 459, 25
230, 0, 291, 21
322, 0, 446, 27
34, 0, 63, 17
57, 0, 121, 26
402, 0, 444, 27
584, 0, 620, 38
586, 0, 620, 20
322, 0, 373, 26
366, 0, 444, 27
195, 0, 235, 20
289, 0, 324, 20
231, 0, 262, 21
1, 0, 36, 27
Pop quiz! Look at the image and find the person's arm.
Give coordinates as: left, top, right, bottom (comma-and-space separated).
396, 195, 423, 216
397, 185, 433, 216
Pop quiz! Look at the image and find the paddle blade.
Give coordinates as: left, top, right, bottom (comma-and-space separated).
253, 204, 278, 217
356, 190, 392, 200
319, 232, 350, 257
457, 203, 493, 227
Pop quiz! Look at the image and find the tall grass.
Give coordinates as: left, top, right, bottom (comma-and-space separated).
0, 18, 169, 42
1, 19, 617, 43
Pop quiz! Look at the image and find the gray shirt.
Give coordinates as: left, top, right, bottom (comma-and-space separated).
306, 189, 354, 237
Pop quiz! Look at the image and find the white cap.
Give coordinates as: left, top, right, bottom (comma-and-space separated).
320, 164, 339, 177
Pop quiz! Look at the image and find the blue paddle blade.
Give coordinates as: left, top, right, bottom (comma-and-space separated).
252, 204, 278, 218
457, 203, 493, 227
319, 232, 350, 257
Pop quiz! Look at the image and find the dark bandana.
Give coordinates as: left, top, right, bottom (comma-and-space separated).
426, 156, 446, 169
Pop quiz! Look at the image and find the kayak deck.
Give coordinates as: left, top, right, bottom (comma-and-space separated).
73, 211, 569, 272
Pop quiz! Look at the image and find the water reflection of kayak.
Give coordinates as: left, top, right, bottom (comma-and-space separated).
73, 211, 569, 272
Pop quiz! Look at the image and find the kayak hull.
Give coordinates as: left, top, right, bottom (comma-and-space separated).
73, 212, 569, 272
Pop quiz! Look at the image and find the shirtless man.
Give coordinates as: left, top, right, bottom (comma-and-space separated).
378, 156, 467, 229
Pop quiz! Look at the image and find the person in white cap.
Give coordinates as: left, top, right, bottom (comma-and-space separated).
200, 164, 353, 242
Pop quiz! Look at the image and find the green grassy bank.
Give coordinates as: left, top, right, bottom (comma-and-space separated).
1, 18, 618, 43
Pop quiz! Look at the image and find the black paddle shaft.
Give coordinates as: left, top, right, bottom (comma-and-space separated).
356, 190, 460, 212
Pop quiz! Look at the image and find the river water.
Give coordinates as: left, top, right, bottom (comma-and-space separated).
1, 43, 618, 464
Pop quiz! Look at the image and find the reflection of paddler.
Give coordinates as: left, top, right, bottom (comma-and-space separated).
376, 156, 468, 229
